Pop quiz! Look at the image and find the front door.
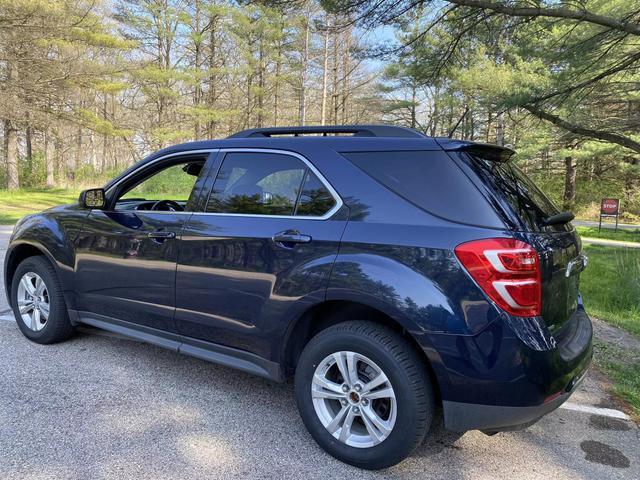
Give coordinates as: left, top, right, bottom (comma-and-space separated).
175, 149, 347, 358
75, 152, 215, 333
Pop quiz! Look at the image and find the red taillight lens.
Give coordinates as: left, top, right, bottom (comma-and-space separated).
455, 238, 541, 317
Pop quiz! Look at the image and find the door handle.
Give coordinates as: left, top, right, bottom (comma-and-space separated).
147, 231, 176, 243
272, 230, 312, 247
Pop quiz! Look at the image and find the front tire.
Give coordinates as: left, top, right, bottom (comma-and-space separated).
11, 256, 74, 344
295, 321, 434, 470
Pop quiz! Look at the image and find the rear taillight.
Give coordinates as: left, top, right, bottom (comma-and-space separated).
455, 238, 541, 317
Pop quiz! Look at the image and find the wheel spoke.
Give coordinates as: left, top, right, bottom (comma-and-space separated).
338, 408, 356, 442
312, 374, 343, 394
31, 308, 40, 330
312, 388, 344, 400
345, 351, 359, 385
18, 300, 34, 314
20, 276, 36, 296
364, 386, 395, 400
359, 407, 384, 445
333, 352, 351, 384
326, 404, 349, 434
362, 371, 389, 395
34, 276, 45, 296
311, 350, 397, 448
362, 405, 392, 437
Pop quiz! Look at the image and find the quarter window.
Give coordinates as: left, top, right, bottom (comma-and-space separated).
206, 152, 336, 217
296, 170, 336, 216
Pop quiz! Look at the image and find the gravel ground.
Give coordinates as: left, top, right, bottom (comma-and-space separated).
0, 228, 639, 479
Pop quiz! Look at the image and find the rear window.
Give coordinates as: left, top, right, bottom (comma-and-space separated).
342, 150, 504, 228
455, 152, 560, 231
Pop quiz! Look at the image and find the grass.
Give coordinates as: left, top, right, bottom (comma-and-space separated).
0, 189, 79, 224
581, 244, 640, 416
580, 244, 640, 336
576, 226, 640, 243
594, 340, 640, 417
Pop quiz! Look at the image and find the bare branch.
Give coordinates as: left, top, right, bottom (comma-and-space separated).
524, 104, 640, 153
446, 0, 640, 36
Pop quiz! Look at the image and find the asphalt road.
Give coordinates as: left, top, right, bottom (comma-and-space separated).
573, 220, 640, 231
0, 228, 638, 479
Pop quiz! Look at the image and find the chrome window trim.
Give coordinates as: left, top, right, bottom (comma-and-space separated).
106, 147, 343, 220
194, 148, 343, 221
104, 149, 219, 197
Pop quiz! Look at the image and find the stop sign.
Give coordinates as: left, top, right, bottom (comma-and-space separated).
601, 198, 620, 215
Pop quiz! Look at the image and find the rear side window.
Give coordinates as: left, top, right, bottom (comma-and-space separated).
207, 152, 336, 217
342, 150, 503, 228
296, 171, 336, 216
455, 152, 560, 231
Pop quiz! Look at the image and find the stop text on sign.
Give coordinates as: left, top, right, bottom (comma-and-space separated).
601, 198, 620, 215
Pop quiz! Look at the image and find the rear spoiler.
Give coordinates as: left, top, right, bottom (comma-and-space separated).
436, 139, 516, 162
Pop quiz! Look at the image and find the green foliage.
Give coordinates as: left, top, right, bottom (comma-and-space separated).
580, 245, 640, 336
77, 109, 133, 137
577, 227, 640, 243
594, 341, 640, 417
0, 189, 80, 225
122, 163, 197, 199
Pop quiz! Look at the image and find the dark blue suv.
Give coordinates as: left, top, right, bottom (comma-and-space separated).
4, 125, 592, 469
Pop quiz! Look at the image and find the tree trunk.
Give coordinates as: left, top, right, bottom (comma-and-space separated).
340, 27, 351, 123
563, 156, 577, 209
4, 119, 19, 189
257, 37, 265, 128
193, 0, 202, 140
274, 45, 281, 126
55, 136, 64, 185
102, 94, 109, 173
25, 117, 33, 175
45, 131, 55, 188
430, 87, 439, 136
496, 113, 505, 145
331, 24, 339, 125
75, 126, 83, 177
299, 16, 310, 126
411, 81, 417, 129
320, 26, 330, 126
207, 13, 219, 138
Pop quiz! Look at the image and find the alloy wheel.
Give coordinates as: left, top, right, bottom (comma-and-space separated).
16, 272, 50, 332
311, 351, 397, 448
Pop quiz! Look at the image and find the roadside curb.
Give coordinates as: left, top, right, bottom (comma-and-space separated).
582, 237, 640, 249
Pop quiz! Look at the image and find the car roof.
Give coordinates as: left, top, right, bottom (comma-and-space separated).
105, 125, 514, 189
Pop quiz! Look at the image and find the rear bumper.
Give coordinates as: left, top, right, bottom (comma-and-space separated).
443, 364, 588, 432
429, 305, 593, 432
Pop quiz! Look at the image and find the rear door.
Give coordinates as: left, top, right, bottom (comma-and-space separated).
450, 150, 585, 333
174, 149, 347, 358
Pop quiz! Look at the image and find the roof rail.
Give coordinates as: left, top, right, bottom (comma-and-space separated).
227, 125, 425, 139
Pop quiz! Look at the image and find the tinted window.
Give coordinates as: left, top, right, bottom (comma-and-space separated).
207, 152, 336, 217
457, 152, 560, 230
296, 171, 336, 216
342, 150, 503, 228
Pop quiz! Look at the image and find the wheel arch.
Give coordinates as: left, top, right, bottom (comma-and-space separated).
281, 299, 446, 406
4, 242, 66, 309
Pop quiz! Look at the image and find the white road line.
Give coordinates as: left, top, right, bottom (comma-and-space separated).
0, 315, 14, 322
560, 401, 630, 420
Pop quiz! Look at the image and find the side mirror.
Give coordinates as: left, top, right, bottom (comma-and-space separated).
79, 188, 106, 209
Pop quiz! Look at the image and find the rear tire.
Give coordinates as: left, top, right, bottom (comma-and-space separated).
295, 321, 434, 469
11, 256, 74, 344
